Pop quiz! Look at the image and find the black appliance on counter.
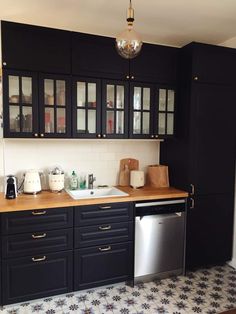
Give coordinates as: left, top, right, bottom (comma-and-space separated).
5, 175, 17, 199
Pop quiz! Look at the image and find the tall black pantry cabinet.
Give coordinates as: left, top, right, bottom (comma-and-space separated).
160, 42, 236, 269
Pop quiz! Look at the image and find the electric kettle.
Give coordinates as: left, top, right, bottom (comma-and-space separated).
23, 170, 42, 194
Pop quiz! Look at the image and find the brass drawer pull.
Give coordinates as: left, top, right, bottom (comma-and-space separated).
32, 256, 46, 262
190, 198, 195, 209
190, 184, 195, 195
32, 210, 46, 216
99, 246, 111, 252
99, 225, 111, 231
32, 233, 47, 239
99, 206, 112, 210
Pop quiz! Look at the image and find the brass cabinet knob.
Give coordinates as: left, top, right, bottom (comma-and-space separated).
193, 76, 199, 81
155, 135, 159, 138
3, 62, 7, 66
40, 133, 44, 137
126, 75, 130, 79
34, 133, 38, 137
151, 135, 154, 138
97, 134, 101, 138
131, 76, 134, 79
102, 134, 107, 138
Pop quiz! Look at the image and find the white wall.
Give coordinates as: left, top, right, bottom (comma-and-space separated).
0, 139, 160, 191
221, 37, 236, 268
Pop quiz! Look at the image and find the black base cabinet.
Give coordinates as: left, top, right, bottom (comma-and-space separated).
74, 242, 133, 291
2, 251, 73, 305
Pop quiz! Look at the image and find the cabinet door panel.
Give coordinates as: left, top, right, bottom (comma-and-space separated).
186, 194, 234, 269
72, 32, 129, 80
39, 74, 71, 138
74, 242, 133, 290
1, 207, 73, 235
190, 84, 236, 195
2, 251, 73, 305
2, 228, 73, 258
1, 21, 71, 74
75, 221, 133, 248
3, 70, 38, 138
130, 43, 179, 84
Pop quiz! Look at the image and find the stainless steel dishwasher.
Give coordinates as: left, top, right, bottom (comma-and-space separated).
135, 199, 186, 279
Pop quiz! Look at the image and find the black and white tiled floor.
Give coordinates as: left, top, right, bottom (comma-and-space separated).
1, 264, 236, 314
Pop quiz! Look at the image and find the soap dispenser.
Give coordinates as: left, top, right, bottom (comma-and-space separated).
70, 171, 78, 190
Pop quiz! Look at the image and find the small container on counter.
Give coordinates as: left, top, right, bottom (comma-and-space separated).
69, 170, 78, 190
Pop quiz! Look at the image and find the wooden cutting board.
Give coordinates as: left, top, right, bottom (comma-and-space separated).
118, 158, 139, 186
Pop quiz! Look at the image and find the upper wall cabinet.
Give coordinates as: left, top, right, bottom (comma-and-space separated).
1, 21, 71, 74
185, 42, 236, 85
130, 43, 179, 84
71, 32, 129, 80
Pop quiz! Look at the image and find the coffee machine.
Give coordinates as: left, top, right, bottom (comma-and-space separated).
5, 175, 17, 199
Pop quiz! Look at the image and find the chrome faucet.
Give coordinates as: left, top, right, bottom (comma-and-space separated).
88, 174, 96, 189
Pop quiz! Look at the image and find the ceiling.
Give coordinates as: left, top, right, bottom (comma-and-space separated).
1, 0, 236, 47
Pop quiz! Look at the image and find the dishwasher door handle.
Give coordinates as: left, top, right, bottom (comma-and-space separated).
136, 212, 183, 220
135, 199, 185, 207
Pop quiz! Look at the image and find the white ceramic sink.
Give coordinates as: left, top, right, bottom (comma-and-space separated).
66, 187, 129, 200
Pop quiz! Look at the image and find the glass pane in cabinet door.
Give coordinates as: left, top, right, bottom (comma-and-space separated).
44, 79, 54, 106
133, 87, 141, 110
77, 109, 86, 133
167, 90, 175, 112
88, 110, 96, 134
77, 82, 86, 107
133, 111, 141, 134
106, 85, 114, 108
116, 85, 124, 109
9, 106, 20, 132
142, 112, 150, 134
22, 107, 32, 132
22, 77, 32, 104
57, 108, 66, 133
9, 76, 19, 103
45, 108, 55, 133
158, 113, 166, 135
88, 83, 96, 108
106, 111, 114, 134
56, 80, 65, 106
159, 89, 166, 111
116, 111, 124, 134
143, 88, 150, 110
167, 113, 174, 135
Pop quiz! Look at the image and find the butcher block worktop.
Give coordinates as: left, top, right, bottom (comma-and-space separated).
0, 186, 188, 213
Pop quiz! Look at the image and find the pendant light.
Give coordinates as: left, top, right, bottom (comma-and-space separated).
116, 0, 142, 59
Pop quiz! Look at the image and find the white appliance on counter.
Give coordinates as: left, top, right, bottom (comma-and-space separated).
48, 167, 65, 192
23, 170, 42, 194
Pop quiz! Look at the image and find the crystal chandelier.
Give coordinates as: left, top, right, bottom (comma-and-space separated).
115, 0, 142, 59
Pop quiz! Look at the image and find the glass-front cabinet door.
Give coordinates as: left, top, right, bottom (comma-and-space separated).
102, 80, 128, 138
72, 78, 101, 138
130, 83, 154, 139
39, 74, 71, 138
3, 70, 38, 138
155, 87, 175, 137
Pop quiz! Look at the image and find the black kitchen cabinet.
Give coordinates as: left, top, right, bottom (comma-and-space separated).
2, 251, 73, 305
3, 70, 38, 138
1, 21, 71, 74
186, 194, 234, 268
129, 83, 176, 139
189, 42, 236, 85
160, 43, 236, 269
71, 32, 129, 80
39, 73, 71, 137
130, 43, 179, 84
3, 70, 72, 138
74, 242, 133, 290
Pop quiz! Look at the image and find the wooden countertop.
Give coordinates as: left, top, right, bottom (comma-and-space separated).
0, 186, 188, 213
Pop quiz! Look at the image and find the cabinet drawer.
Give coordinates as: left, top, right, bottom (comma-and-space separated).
2, 228, 73, 258
74, 242, 133, 290
74, 202, 133, 226
2, 250, 73, 305
75, 221, 133, 248
1, 207, 73, 235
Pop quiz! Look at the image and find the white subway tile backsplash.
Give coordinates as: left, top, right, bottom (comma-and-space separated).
0, 139, 160, 191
